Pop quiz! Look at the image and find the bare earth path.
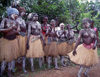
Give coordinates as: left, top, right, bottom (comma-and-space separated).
16, 60, 100, 77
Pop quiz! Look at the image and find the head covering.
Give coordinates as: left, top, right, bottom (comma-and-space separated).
7, 8, 19, 16
59, 23, 65, 27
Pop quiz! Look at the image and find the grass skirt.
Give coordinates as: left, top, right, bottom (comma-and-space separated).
47, 42, 58, 56
68, 44, 99, 67
44, 43, 50, 56
67, 43, 75, 53
41, 36, 48, 56
26, 36, 44, 58
17, 35, 27, 56
0, 38, 20, 62
0, 38, 4, 62
57, 42, 68, 56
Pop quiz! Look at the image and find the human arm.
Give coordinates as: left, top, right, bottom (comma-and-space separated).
26, 23, 31, 50
73, 30, 83, 56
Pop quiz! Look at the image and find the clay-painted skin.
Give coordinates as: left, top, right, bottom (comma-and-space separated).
57, 23, 66, 67
11, 12, 27, 73
73, 19, 97, 77
46, 20, 59, 69
27, 13, 44, 72
0, 14, 19, 77
73, 22, 97, 55
42, 16, 49, 33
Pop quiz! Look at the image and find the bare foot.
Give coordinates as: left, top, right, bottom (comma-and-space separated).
83, 72, 89, 77
23, 70, 27, 73
55, 67, 60, 70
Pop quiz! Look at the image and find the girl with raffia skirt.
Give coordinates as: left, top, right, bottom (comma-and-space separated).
26, 13, 45, 72
41, 16, 50, 63
45, 19, 59, 69
68, 18, 99, 77
66, 24, 75, 53
16, 9, 27, 73
0, 8, 20, 77
56, 23, 68, 66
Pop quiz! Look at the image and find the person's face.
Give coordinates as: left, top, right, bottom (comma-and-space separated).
83, 22, 90, 28
51, 21, 55, 27
11, 14, 18, 20
56, 20, 59, 26
43, 17, 48, 23
90, 21, 94, 27
60, 25, 64, 30
33, 15, 38, 21
67, 25, 71, 30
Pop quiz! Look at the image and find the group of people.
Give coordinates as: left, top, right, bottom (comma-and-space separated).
0, 3, 99, 77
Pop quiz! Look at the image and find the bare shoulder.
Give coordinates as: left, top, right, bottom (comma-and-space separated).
47, 24, 50, 26
37, 21, 41, 25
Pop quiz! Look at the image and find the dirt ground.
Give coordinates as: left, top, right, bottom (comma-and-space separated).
15, 59, 100, 77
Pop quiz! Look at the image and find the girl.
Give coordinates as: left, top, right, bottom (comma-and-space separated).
68, 18, 99, 77
26, 13, 45, 72
57, 23, 67, 66
0, 8, 20, 77
45, 19, 59, 69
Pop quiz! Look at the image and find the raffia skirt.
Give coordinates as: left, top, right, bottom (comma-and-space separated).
0, 38, 20, 62
0, 38, 4, 62
68, 44, 99, 67
26, 36, 44, 58
44, 43, 50, 56
67, 43, 75, 53
47, 42, 58, 57
41, 36, 48, 56
57, 42, 68, 56
17, 35, 27, 56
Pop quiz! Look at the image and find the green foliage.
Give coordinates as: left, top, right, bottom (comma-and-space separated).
0, 6, 6, 22
19, 0, 80, 24
0, 0, 11, 7
98, 48, 100, 55
0, 0, 100, 31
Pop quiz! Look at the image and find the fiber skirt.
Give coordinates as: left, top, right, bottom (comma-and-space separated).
68, 44, 99, 67
0, 38, 20, 62
47, 42, 58, 57
17, 35, 27, 56
26, 36, 44, 58
0, 38, 4, 62
57, 42, 68, 56
67, 43, 75, 53
44, 43, 50, 56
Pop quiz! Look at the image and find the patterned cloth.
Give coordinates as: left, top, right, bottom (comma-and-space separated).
7, 8, 19, 16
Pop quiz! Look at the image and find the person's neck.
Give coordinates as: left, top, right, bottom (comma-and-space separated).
43, 22, 47, 25
52, 26, 55, 28
91, 26, 94, 29
33, 20, 37, 22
